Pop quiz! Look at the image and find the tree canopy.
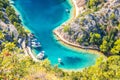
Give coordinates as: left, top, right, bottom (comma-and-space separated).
111, 39, 120, 55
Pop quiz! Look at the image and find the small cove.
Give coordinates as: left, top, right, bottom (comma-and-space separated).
12, 0, 99, 70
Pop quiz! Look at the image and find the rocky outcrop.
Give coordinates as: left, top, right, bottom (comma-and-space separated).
0, 20, 18, 39
56, 0, 120, 50
0, 7, 19, 39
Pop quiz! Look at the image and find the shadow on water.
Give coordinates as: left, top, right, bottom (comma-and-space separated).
60, 62, 64, 65
43, 55, 48, 59
33, 47, 43, 51
64, 56, 82, 64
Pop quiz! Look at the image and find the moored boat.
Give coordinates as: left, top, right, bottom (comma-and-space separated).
31, 38, 37, 42
65, 8, 70, 13
31, 38, 41, 48
36, 51, 45, 60
58, 58, 62, 63
31, 44, 41, 48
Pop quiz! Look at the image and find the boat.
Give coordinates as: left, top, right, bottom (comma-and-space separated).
65, 8, 70, 13
31, 38, 37, 42
31, 44, 41, 48
31, 42, 40, 45
31, 40, 41, 48
36, 51, 45, 59
31, 41, 41, 47
31, 43, 41, 48
10, 1, 14, 4
58, 58, 62, 63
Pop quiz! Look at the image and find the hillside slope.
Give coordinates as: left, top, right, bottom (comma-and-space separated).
56, 0, 120, 55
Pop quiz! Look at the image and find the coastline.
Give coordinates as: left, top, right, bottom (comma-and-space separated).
9, 0, 82, 63
9, 0, 84, 63
9, 0, 33, 31
9, 0, 39, 62
9, 0, 105, 71
68, 0, 79, 18
53, 30, 104, 56
53, 0, 104, 56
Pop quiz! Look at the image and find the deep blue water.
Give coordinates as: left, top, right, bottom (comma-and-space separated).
12, 0, 98, 70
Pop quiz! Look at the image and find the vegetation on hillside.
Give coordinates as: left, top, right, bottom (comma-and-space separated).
0, 0, 120, 79
0, 51, 120, 80
0, 0, 26, 37
61, 0, 120, 55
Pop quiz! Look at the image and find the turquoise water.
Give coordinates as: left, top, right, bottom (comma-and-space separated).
12, 0, 98, 70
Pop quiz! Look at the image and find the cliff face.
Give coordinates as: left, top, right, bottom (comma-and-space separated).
0, 8, 19, 39
0, 20, 19, 39
56, 0, 120, 51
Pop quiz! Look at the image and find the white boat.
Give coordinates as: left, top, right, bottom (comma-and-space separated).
31, 41, 40, 45
31, 44, 41, 48
31, 39, 37, 42
31, 41, 41, 48
36, 51, 45, 59
66, 8, 70, 13
58, 58, 62, 63
10, 1, 14, 4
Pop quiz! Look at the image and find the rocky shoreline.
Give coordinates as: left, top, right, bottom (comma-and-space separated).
8, 0, 40, 61
54, 0, 120, 55
53, 0, 103, 55
54, 29, 104, 55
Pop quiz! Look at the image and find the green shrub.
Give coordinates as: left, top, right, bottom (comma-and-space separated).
63, 25, 70, 32
110, 13, 115, 20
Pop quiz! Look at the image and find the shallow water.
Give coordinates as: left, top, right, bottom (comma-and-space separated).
13, 0, 98, 70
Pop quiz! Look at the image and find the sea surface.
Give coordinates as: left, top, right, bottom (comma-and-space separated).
12, 0, 98, 70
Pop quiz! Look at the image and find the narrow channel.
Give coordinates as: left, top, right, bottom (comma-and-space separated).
12, 0, 98, 70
